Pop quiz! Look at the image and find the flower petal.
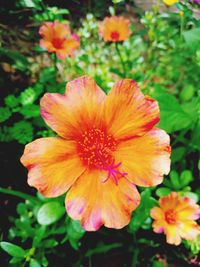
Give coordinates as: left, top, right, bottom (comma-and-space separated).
179, 222, 200, 241
105, 79, 160, 141
40, 76, 106, 139
115, 128, 171, 187
65, 170, 140, 231
20, 137, 85, 197
165, 225, 182, 245
150, 207, 165, 220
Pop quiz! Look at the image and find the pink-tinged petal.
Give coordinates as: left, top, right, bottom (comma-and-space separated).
115, 128, 171, 187
40, 76, 106, 139
152, 220, 165, 233
104, 79, 160, 140
20, 137, 85, 197
165, 225, 182, 246
150, 207, 165, 220
178, 222, 200, 241
65, 170, 140, 231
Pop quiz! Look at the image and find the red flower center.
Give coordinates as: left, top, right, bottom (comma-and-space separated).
77, 128, 127, 184
165, 209, 176, 224
52, 38, 64, 49
110, 31, 120, 41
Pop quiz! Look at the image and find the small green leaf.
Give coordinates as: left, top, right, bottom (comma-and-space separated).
0, 242, 26, 258
0, 107, 12, 123
30, 258, 41, 267
169, 171, 181, 190
129, 189, 156, 232
37, 202, 65, 225
171, 147, 186, 163
183, 28, 200, 48
180, 170, 193, 187
156, 187, 171, 197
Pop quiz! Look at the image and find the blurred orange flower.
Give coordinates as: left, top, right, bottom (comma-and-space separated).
21, 76, 171, 231
39, 21, 80, 59
151, 192, 200, 245
99, 16, 131, 42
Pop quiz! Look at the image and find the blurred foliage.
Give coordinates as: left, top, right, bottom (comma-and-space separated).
0, 0, 200, 266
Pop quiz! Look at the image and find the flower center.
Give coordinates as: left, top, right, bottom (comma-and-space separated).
165, 209, 176, 224
52, 38, 64, 49
110, 31, 120, 41
77, 128, 127, 184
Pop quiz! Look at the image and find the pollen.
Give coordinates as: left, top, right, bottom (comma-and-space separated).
52, 38, 64, 49
165, 209, 177, 224
77, 128, 117, 169
110, 31, 120, 41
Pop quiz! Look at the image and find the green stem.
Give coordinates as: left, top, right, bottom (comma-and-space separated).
115, 42, 126, 78
131, 234, 139, 267
0, 187, 40, 204
180, 13, 184, 39
52, 53, 58, 73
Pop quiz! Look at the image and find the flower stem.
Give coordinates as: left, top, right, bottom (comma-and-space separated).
0, 187, 40, 204
131, 233, 139, 267
52, 53, 58, 72
115, 42, 126, 78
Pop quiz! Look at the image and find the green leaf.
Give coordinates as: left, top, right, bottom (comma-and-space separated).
19, 87, 37, 106
169, 170, 181, 190
85, 242, 122, 257
183, 28, 200, 49
180, 170, 193, 187
0, 48, 29, 71
0, 107, 12, 123
30, 259, 41, 267
171, 147, 186, 163
9, 257, 23, 264
156, 187, 171, 197
0, 242, 26, 258
10, 121, 33, 144
153, 92, 192, 133
129, 189, 156, 232
37, 202, 65, 225
20, 104, 40, 118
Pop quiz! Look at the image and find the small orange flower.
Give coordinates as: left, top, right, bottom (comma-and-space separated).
21, 76, 171, 231
39, 21, 80, 59
151, 192, 200, 245
99, 16, 131, 42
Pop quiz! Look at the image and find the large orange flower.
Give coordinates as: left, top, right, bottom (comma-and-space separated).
39, 21, 80, 60
21, 76, 171, 231
99, 16, 131, 42
151, 192, 200, 245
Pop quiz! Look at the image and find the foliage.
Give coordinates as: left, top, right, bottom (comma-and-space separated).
0, 0, 200, 266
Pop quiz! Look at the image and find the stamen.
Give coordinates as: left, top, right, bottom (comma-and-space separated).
77, 128, 127, 184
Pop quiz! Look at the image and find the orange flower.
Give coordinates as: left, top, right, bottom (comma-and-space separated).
21, 76, 171, 231
151, 192, 200, 245
99, 16, 131, 42
39, 21, 80, 59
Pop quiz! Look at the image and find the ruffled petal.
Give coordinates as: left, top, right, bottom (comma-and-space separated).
152, 220, 165, 233
115, 128, 171, 187
39, 22, 54, 41
159, 192, 179, 211
179, 222, 200, 241
165, 225, 182, 245
40, 76, 106, 139
53, 21, 70, 39
105, 79, 160, 141
150, 207, 165, 220
65, 170, 140, 231
20, 137, 85, 197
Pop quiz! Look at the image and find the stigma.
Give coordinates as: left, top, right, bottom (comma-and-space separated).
77, 128, 127, 184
